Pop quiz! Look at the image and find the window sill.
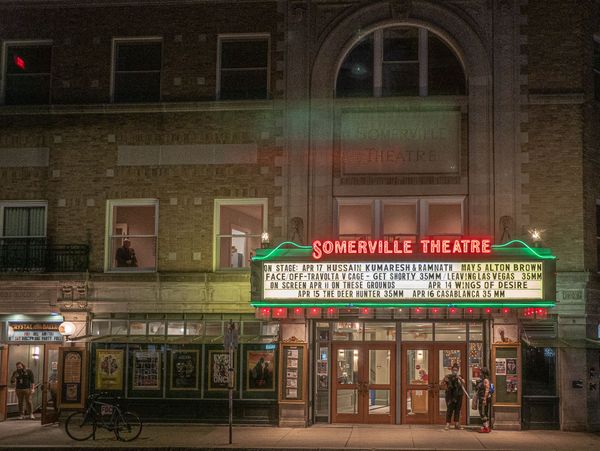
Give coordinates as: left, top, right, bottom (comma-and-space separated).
0, 99, 275, 115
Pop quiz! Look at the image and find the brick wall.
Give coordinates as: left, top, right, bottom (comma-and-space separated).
0, 2, 283, 103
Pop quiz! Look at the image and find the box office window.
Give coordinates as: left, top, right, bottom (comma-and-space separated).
3, 43, 52, 105
107, 200, 158, 272
113, 39, 162, 103
218, 36, 269, 100
215, 199, 267, 270
336, 26, 465, 98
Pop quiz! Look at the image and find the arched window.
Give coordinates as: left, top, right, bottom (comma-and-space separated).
336, 27, 466, 97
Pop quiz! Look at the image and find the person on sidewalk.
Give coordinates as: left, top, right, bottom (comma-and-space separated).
10, 361, 35, 419
441, 363, 465, 430
476, 367, 492, 433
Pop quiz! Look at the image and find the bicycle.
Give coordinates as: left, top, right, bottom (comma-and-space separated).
65, 392, 142, 442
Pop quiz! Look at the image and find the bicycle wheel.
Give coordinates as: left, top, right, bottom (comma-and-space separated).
115, 411, 142, 441
65, 411, 95, 441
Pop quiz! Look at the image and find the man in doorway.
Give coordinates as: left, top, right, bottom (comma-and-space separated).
10, 361, 35, 419
441, 363, 465, 430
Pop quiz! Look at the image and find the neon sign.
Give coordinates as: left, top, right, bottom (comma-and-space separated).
311, 238, 491, 259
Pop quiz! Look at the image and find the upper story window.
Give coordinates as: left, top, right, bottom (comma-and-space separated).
106, 199, 158, 272
0, 202, 46, 238
594, 36, 600, 102
0, 202, 47, 272
215, 199, 267, 270
112, 39, 162, 103
2, 42, 52, 105
336, 27, 466, 97
218, 35, 269, 100
337, 197, 464, 241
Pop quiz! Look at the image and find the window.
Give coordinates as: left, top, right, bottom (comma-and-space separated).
336, 198, 463, 241
594, 37, 600, 101
523, 346, 556, 396
0, 202, 47, 271
2, 42, 52, 105
106, 199, 158, 271
218, 35, 269, 100
214, 199, 267, 269
336, 26, 465, 97
0, 203, 46, 238
112, 39, 162, 103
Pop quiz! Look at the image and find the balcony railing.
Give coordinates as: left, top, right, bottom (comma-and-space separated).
0, 238, 89, 273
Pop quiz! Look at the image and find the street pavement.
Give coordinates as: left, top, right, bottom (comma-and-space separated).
0, 418, 599, 450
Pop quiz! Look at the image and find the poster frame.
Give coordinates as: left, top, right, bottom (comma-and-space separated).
95, 349, 124, 391
169, 349, 199, 391
57, 347, 87, 409
278, 342, 307, 404
491, 343, 521, 407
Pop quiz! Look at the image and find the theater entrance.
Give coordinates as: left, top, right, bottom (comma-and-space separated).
401, 343, 467, 424
332, 342, 395, 424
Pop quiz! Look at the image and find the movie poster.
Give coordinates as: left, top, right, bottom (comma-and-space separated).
246, 350, 275, 391
506, 375, 518, 393
495, 358, 507, 376
506, 358, 517, 375
170, 350, 198, 390
208, 350, 234, 391
133, 351, 161, 390
96, 349, 123, 390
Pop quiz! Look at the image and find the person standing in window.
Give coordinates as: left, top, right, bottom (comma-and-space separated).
115, 238, 137, 267
441, 363, 465, 430
10, 362, 35, 419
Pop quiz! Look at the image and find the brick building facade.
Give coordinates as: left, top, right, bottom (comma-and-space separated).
0, 0, 598, 432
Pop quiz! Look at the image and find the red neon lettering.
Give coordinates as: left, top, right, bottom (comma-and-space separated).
312, 240, 322, 259
420, 239, 430, 253
347, 241, 356, 254
471, 240, 480, 253
481, 239, 491, 253
442, 240, 451, 253
322, 241, 334, 254
334, 240, 347, 254
357, 240, 367, 254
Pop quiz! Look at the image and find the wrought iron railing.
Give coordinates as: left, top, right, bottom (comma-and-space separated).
0, 238, 89, 272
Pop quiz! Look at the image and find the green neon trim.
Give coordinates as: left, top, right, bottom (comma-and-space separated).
252, 241, 312, 261
492, 240, 556, 259
251, 301, 556, 308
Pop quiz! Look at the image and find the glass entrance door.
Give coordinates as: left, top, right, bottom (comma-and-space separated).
41, 345, 60, 425
332, 343, 395, 423
402, 343, 466, 424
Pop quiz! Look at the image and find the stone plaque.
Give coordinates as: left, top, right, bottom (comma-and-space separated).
340, 110, 460, 175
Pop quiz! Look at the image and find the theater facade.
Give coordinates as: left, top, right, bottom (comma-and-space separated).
0, 0, 598, 433
250, 237, 556, 428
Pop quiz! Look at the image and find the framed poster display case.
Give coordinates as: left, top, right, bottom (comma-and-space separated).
492, 344, 521, 407
279, 342, 307, 404
58, 347, 88, 409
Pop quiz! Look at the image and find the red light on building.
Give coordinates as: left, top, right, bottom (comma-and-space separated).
272, 307, 287, 318
466, 308, 474, 314
307, 307, 321, 318
414, 307, 422, 314
14, 55, 26, 70
502, 308, 510, 314
431, 308, 439, 314
485, 308, 492, 314
256, 307, 271, 319
449, 307, 457, 314
359, 307, 369, 315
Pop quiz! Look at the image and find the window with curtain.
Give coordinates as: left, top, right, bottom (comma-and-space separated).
1, 206, 46, 237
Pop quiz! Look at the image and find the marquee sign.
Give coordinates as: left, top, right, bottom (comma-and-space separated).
250, 239, 556, 308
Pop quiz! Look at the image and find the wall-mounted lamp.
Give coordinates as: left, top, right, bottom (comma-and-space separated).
59, 321, 76, 341
261, 231, 270, 248
528, 228, 545, 246
32, 346, 40, 360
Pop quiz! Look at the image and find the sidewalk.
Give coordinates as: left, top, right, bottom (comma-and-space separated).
0, 419, 599, 450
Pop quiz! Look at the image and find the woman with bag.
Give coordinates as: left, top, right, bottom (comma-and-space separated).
476, 367, 492, 433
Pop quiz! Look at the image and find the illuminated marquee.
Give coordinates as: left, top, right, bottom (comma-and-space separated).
311, 239, 491, 259
263, 261, 542, 301
250, 239, 556, 308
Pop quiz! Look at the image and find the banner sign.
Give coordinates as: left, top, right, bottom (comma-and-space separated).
8, 322, 63, 342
